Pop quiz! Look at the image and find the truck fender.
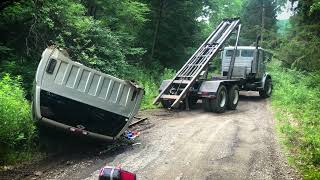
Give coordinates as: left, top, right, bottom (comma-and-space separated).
159, 79, 172, 92
261, 73, 272, 89
198, 80, 224, 97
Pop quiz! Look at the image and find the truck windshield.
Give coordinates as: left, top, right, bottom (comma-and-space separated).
241, 50, 254, 57
225, 50, 240, 57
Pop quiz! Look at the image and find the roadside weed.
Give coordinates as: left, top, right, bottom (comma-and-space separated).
270, 60, 320, 179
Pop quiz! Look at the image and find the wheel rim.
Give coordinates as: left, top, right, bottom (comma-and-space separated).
267, 82, 272, 95
233, 89, 239, 104
219, 90, 226, 107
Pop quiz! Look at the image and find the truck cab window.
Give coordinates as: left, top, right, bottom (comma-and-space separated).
225, 50, 240, 57
241, 50, 254, 57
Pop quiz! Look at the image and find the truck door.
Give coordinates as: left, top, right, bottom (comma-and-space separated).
257, 50, 265, 79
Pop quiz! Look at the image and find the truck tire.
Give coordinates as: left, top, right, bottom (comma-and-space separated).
203, 85, 227, 113
227, 85, 239, 110
161, 100, 174, 109
203, 98, 212, 112
259, 78, 272, 98
187, 96, 198, 109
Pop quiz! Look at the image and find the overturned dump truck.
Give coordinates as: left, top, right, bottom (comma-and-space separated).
32, 47, 144, 141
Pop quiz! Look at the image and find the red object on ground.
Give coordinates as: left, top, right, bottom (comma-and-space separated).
120, 170, 136, 180
98, 166, 136, 180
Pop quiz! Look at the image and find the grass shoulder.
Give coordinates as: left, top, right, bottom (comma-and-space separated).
269, 60, 320, 179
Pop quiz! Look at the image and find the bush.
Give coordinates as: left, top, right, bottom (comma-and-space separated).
139, 68, 176, 109
136, 70, 160, 110
277, 28, 320, 72
269, 60, 320, 179
0, 74, 35, 164
125, 65, 176, 110
161, 68, 176, 82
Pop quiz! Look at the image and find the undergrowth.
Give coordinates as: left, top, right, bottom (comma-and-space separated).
0, 74, 35, 165
132, 67, 176, 110
269, 60, 320, 179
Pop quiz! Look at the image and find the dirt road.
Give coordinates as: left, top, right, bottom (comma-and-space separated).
1, 92, 300, 180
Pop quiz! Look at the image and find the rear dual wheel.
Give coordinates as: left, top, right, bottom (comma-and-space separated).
203, 84, 239, 113
203, 85, 228, 113
186, 96, 198, 109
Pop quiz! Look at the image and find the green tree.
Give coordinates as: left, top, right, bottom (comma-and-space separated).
0, 0, 150, 93
276, 0, 320, 71
137, 0, 206, 69
240, 0, 279, 46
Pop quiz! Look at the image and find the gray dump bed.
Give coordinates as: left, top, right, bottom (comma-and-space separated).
32, 47, 144, 141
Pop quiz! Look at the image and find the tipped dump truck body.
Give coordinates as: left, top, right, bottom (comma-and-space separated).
32, 47, 144, 141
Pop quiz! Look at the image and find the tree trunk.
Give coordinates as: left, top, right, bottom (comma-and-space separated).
150, 0, 164, 60
261, 0, 265, 43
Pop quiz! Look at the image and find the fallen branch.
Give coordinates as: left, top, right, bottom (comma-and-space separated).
129, 117, 148, 127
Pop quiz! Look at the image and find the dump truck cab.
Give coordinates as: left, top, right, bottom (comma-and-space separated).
221, 46, 271, 80
220, 46, 272, 95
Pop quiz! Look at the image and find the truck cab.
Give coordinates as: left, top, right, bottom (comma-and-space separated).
221, 46, 271, 80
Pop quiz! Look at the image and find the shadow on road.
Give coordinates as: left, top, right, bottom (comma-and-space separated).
0, 125, 133, 179
238, 91, 265, 102
239, 95, 265, 102
37, 125, 131, 155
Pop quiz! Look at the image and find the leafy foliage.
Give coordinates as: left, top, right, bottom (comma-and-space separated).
0, 74, 35, 164
0, 0, 149, 94
277, 29, 320, 71
137, 0, 206, 68
240, 0, 279, 46
269, 61, 320, 179
275, 0, 320, 72
272, 0, 320, 177
126, 65, 176, 110
265, 0, 320, 178
310, 0, 320, 13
